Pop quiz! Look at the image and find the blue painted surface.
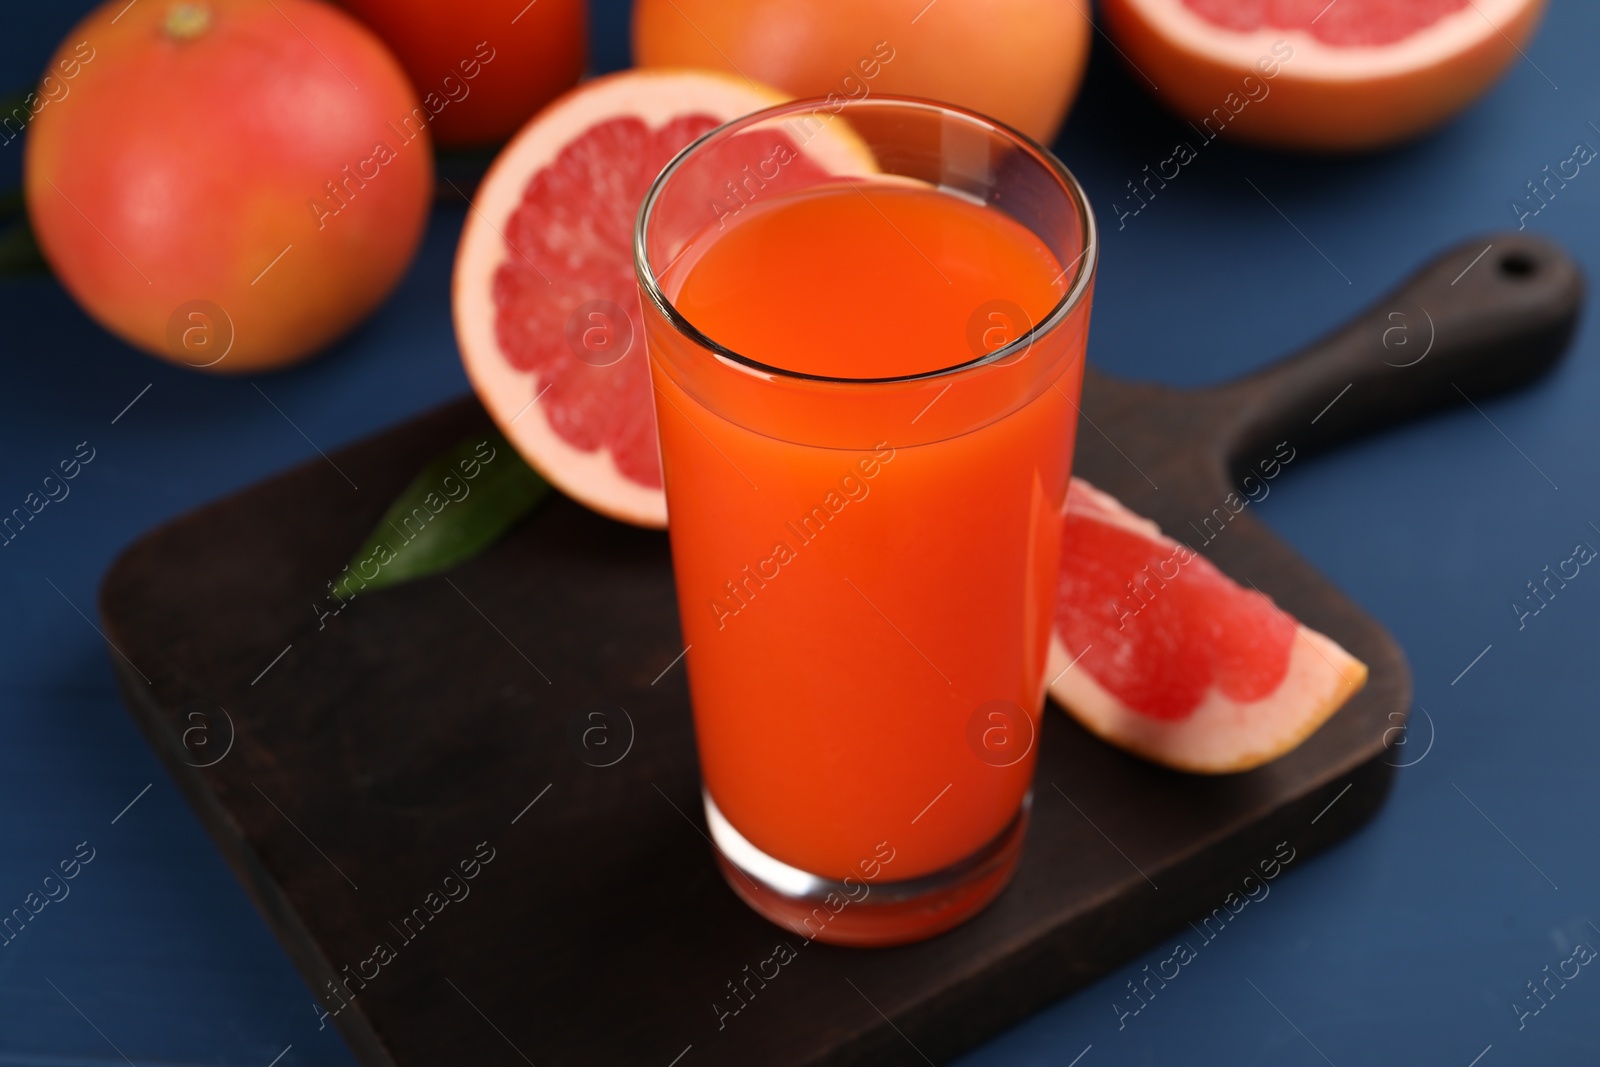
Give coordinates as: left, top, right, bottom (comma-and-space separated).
1, 1, 1596, 1064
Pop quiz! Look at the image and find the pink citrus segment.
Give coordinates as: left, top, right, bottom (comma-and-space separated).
1049, 479, 1367, 774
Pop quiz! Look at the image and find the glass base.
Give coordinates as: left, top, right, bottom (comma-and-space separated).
704, 790, 1031, 947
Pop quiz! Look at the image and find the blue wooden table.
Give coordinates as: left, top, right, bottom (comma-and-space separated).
2, 1, 1596, 1064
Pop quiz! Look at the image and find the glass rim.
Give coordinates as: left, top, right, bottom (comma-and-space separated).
633, 94, 1098, 387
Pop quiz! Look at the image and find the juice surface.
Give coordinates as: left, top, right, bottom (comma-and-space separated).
652, 179, 1085, 882
672, 182, 1066, 379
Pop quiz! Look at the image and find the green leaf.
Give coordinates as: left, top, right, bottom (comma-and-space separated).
0, 178, 49, 277
0, 209, 47, 277
0, 90, 29, 146
346, 430, 550, 594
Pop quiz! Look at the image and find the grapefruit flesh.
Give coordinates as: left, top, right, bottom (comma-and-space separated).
1101, 0, 1547, 150
455, 71, 866, 527
1048, 480, 1367, 774
1181, 0, 1469, 46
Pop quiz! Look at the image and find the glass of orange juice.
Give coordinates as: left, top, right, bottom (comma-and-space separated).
635, 96, 1095, 946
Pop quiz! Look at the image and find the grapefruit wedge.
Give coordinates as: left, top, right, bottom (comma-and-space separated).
454, 70, 871, 527
1101, 0, 1547, 151
1047, 479, 1368, 774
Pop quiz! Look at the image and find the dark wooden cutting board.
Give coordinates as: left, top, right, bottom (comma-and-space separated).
99, 233, 1580, 1066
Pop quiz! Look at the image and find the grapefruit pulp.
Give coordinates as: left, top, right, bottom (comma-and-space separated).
453, 70, 871, 527
1101, 0, 1547, 150
1048, 479, 1368, 774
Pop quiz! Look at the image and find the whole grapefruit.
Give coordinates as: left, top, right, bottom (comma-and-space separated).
339, 0, 586, 148
1101, 0, 1547, 151
631, 0, 1092, 145
25, 0, 434, 373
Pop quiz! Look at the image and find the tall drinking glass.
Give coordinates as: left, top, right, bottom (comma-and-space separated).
635, 96, 1095, 946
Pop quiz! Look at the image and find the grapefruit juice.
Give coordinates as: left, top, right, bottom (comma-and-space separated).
637, 99, 1095, 944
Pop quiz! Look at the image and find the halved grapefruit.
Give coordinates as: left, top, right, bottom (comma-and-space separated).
1047, 479, 1367, 774
1101, 0, 1547, 151
454, 69, 871, 527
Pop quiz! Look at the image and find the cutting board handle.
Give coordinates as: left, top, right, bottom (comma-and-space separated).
1213, 232, 1584, 477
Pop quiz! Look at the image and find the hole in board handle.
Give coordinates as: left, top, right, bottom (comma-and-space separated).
1500, 252, 1537, 279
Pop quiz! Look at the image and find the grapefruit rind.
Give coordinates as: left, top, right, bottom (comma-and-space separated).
1102, 0, 1546, 150
455, 69, 876, 529
1048, 623, 1368, 775
1047, 478, 1369, 774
